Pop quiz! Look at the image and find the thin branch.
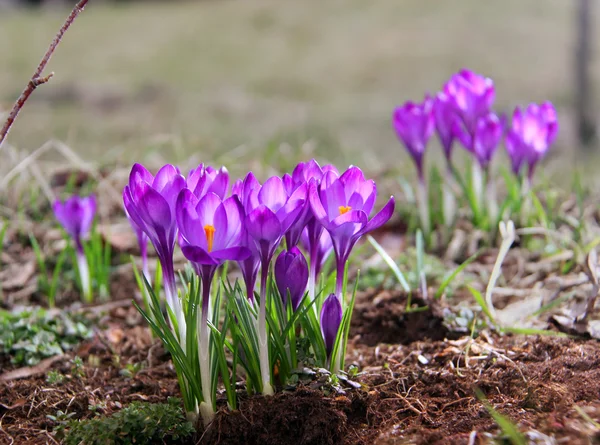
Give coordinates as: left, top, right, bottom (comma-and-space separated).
0, 0, 90, 151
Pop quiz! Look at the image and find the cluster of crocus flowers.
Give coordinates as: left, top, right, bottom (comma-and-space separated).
393, 68, 558, 232
123, 160, 394, 424
53, 195, 96, 302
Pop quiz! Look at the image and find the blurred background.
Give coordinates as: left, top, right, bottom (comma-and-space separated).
0, 0, 598, 178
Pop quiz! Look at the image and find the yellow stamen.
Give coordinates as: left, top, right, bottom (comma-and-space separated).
204, 225, 216, 252
339, 205, 351, 215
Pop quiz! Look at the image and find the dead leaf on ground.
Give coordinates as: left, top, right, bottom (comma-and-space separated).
0, 261, 36, 290
0, 355, 66, 382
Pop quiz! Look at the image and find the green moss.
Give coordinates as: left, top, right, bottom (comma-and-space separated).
64, 398, 195, 445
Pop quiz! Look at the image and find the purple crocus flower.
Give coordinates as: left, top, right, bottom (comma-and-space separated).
238, 172, 307, 395
244, 175, 307, 269
445, 69, 495, 141
53, 194, 96, 302
125, 207, 150, 283
232, 173, 262, 302
283, 160, 339, 248
433, 91, 457, 165
187, 164, 229, 199
176, 188, 250, 420
309, 166, 395, 300
300, 226, 333, 283
122, 163, 186, 341
320, 293, 342, 360
471, 112, 504, 170
505, 102, 558, 180
392, 96, 435, 180
274, 247, 309, 311
53, 195, 96, 252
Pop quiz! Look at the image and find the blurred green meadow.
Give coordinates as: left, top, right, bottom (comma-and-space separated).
0, 0, 598, 177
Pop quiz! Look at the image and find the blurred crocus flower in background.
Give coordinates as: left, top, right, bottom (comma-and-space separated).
445, 69, 495, 142
433, 92, 459, 228
53, 194, 96, 302
471, 112, 505, 223
392, 97, 433, 235
123, 163, 187, 346
433, 92, 457, 166
472, 112, 504, 170
392, 96, 435, 181
320, 293, 342, 362
505, 102, 558, 183
274, 247, 309, 311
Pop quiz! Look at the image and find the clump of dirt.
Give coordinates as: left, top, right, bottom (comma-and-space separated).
351, 290, 449, 346
209, 388, 377, 445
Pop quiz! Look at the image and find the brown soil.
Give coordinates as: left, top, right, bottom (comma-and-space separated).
351, 290, 450, 346
2, 298, 600, 445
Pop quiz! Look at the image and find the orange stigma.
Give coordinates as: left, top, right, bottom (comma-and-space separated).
204, 225, 216, 252
339, 205, 351, 215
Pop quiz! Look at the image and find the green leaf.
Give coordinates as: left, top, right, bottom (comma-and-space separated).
367, 235, 410, 292
435, 249, 482, 299
474, 388, 527, 445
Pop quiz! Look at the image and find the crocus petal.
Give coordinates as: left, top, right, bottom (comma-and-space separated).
211, 246, 251, 262
320, 294, 343, 357
181, 245, 219, 266
357, 197, 396, 237
176, 189, 205, 248
258, 176, 288, 212
308, 182, 329, 227
196, 192, 222, 228
246, 206, 282, 244
129, 163, 154, 187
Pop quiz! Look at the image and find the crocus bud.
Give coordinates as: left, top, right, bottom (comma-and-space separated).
505, 102, 558, 179
53, 194, 97, 302
53, 195, 96, 252
472, 112, 504, 169
392, 96, 435, 180
433, 92, 457, 163
320, 293, 343, 359
274, 247, 309, 311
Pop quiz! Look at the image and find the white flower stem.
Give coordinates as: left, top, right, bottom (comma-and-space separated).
164, 272, 186, 352
486, 173, 498, 226
521, 176, 532, 226
197, 280, 215, 426
76, 249, 92, 303
472, 161, 484, 216
258, 262, 274, 395
417, 177, 430, 236
442, 167, 456, 228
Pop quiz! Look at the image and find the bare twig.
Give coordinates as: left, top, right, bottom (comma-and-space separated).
0, 0, 90, 151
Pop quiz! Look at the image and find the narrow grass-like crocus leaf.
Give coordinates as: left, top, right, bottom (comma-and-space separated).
435, 249, 482, 299
474, 388, 527, 445
500, 326, 570, 337
367, 235, 410, 292
467, 285, 496, 326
